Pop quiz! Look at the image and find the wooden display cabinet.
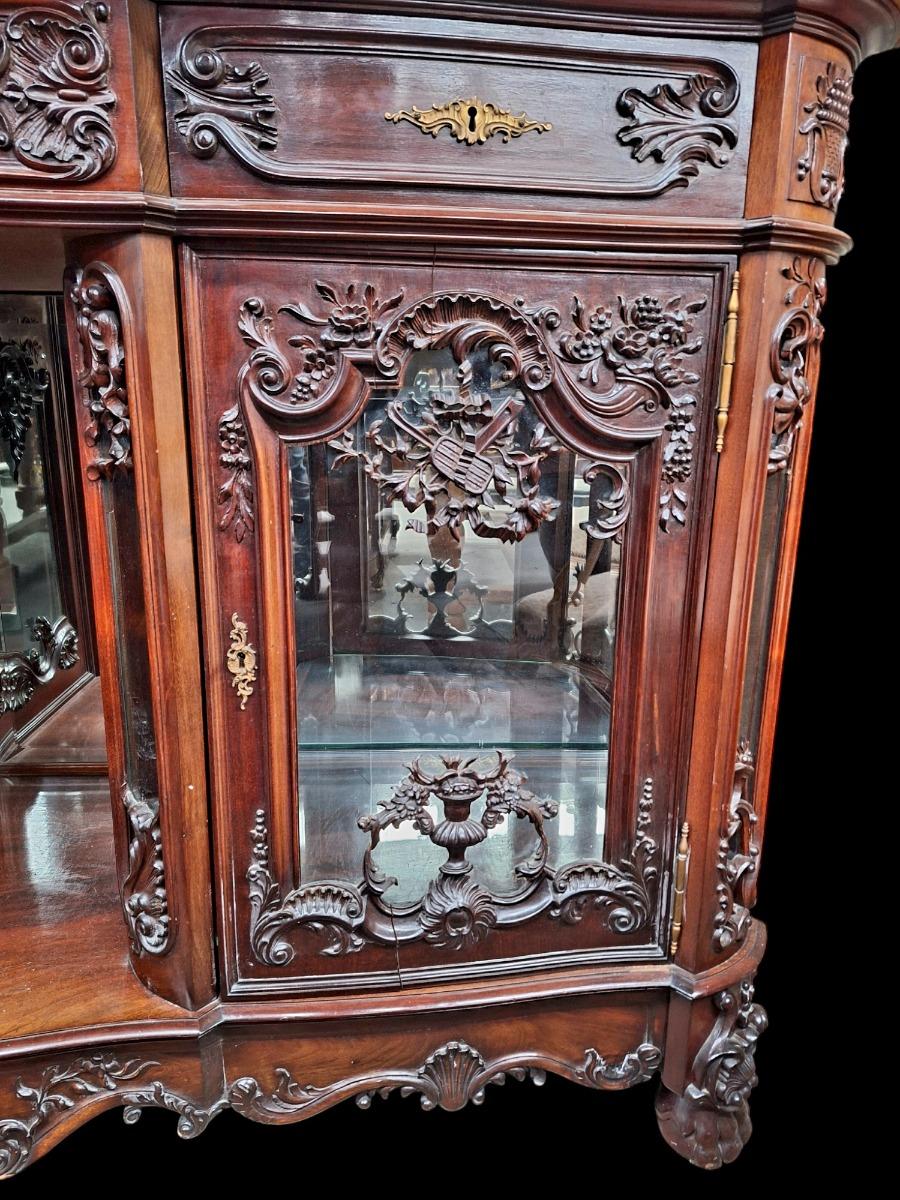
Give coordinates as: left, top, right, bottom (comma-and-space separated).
0, 0, 894, 1176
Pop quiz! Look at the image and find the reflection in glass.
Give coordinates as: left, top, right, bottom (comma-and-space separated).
291, 347, 622, 904
0, 298, 64, 657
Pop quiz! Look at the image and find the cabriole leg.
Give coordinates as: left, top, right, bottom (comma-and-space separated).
656, 978, 767, 1169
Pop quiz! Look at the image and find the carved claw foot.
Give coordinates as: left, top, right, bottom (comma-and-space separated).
655, 979, 767, 1169
655, 1083, 752, 1168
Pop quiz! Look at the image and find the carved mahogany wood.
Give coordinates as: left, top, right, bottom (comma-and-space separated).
0, 0, 896, 1177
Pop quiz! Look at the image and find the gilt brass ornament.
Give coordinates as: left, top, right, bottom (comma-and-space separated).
385, 97, 551, 146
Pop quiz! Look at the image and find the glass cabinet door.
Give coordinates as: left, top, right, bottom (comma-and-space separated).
185, 249, 727, 994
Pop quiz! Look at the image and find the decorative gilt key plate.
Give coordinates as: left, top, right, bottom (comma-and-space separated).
385, 97, 552, 145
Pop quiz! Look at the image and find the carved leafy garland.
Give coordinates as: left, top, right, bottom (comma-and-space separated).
225, 284, 708, 543
0, 617, 79, 716
248, 760, 658, 965
0, 2, 116, 182
656, 979, 767, 1169
0, 1039, 661, 1175
67, 263, 132, 479
767, 257, 825, 474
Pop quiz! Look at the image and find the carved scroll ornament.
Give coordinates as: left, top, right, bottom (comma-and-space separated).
616, 72, 739, 189
231, 283, 708, 540
767, 257, 825, 474
67, 263, 131, 479
0, 617, 78, 715
0, 1039, 661, 1175
713, 741, 759, 952
248, 757, 658, 965
0, 2, 116, 182
656, 979, 767, 1169
385, 97, 551, 145
122, 786, 170, 957
796, 60, 852, 211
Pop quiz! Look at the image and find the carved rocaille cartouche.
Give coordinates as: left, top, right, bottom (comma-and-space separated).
1, 0, 891, 1178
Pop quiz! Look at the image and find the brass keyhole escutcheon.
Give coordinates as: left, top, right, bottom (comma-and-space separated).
226, 612, 257, 710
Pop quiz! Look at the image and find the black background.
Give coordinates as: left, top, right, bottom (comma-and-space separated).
10, 43, 894, 1190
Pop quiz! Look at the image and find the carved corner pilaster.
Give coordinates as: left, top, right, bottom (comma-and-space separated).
656, 979, 768, 1169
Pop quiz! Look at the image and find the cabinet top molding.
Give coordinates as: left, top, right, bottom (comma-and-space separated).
149, 0, 900, 62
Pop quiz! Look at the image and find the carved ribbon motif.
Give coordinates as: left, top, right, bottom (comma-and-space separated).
0, 616, 78, 715
0, 337, 47, 480
248, 761, 657, 964
656, 979, 767, 1169
767, 257, 825, 474
796, 61, 852, 211
67, 263, 132, 479
0, 2, 116, 182
230, 284, 708, 539
0, 1039, 662, 1174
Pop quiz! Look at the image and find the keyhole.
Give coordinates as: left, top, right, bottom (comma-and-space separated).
467, 106, 478, 133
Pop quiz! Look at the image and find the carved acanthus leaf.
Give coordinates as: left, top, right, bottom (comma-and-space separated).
0, 616, 78, 716
67, 263, 131, 479
217, 404, 253, 540
616, 72, 739, 189
0, 2, 117, 182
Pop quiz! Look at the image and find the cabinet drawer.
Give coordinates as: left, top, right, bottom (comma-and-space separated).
161, 6, 756, 214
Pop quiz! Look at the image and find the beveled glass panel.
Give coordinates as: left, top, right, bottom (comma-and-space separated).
291, 346, 621, 904
0, 298, 64, 656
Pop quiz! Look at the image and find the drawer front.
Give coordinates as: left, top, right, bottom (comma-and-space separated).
161, 6, 757, 214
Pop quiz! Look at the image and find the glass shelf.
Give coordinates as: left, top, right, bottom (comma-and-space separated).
296, 653, 610, 752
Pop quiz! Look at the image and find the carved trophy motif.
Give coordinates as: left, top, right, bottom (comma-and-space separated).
0, 2, 116, 182
767, 257, 825, 474
0, 616, 78, 715
656, 979, 768, 1169
616, 72, 739, 189
796, 60, 852, 211
231, 284, 708, 539
67, 264, 132, 479
385, 97, 551, 145
247, 761, 658, 964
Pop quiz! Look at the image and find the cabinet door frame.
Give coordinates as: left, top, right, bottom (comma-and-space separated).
182, 242, 730, 998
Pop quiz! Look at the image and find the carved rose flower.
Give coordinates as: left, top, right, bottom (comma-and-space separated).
292, 348, 337, 405
611, 326, 649, 358
326, 303, 374, 347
